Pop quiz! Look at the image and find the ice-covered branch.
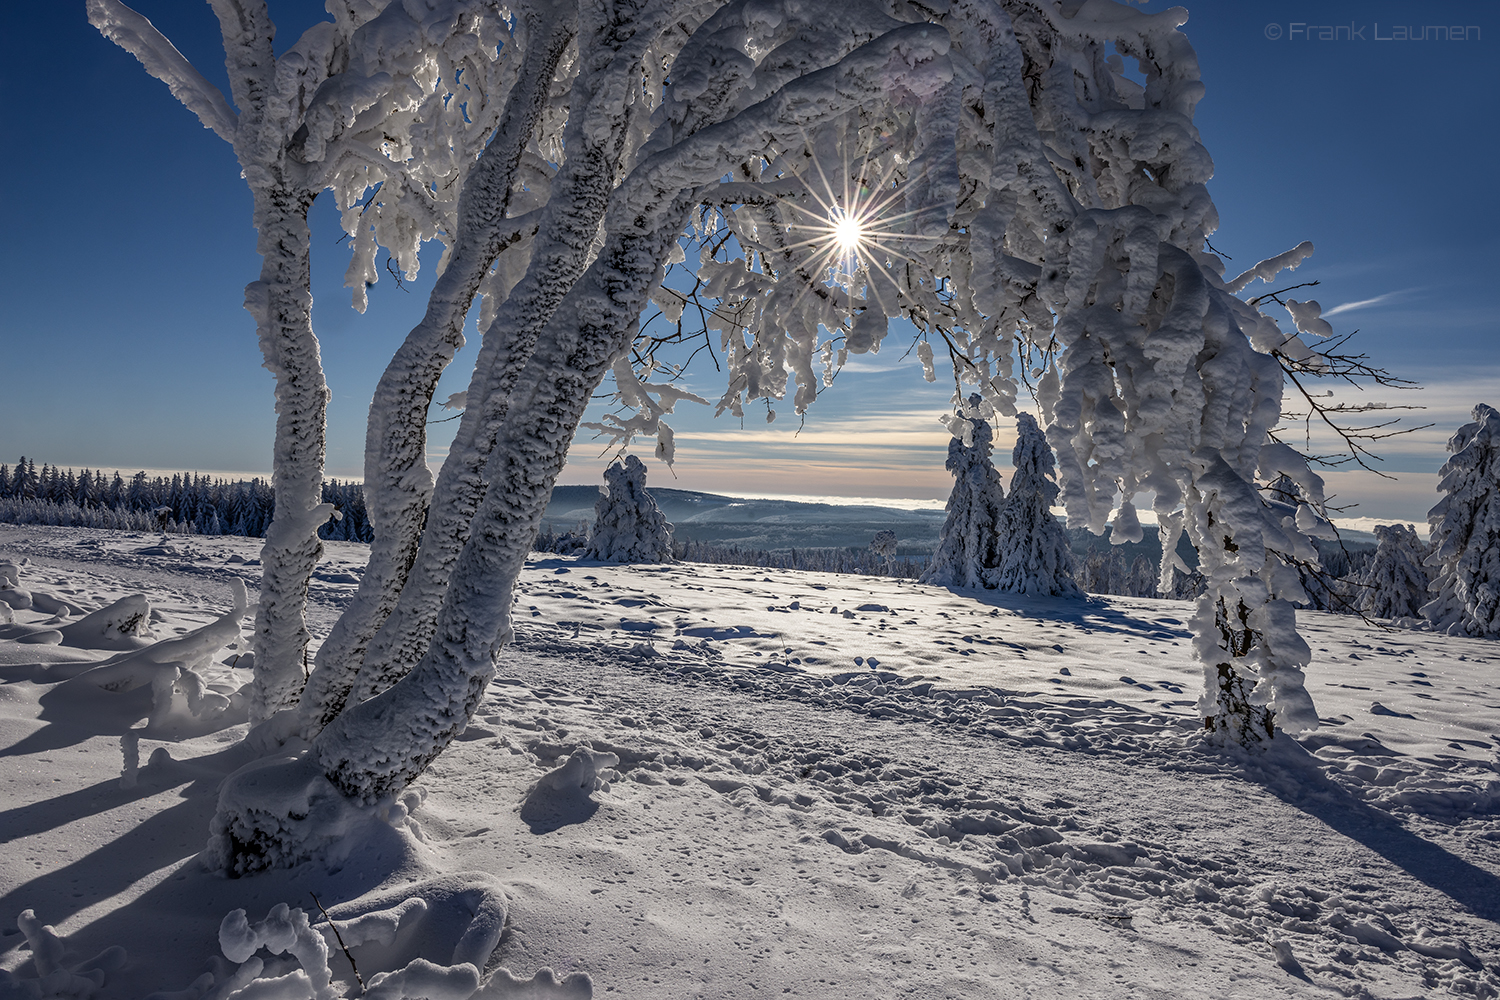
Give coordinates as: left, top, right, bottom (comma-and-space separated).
86, 0, 239, 141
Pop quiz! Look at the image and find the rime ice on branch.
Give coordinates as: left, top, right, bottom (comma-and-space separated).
301, 1, 953, 821
585, 457, 674, 564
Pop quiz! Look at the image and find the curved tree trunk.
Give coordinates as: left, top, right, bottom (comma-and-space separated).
245, 181, 331, 723
315, 209, 692, 802
314, 19, 952, 801
298, 8, 579, 733
343, 1, 671, 707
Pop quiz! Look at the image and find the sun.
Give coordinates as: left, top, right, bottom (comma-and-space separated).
832, 211, 864, 254
769, 129, 934, 290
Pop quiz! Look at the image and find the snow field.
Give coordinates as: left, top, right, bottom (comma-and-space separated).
1, 524, 1498, 998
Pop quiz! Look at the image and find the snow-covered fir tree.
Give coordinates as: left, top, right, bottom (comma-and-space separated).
584, 456, 674, 564
993, 412, 1080, 597
1357, 523, 1430, 621
920, 395, 1007, 589
1423, 403, 1500, 637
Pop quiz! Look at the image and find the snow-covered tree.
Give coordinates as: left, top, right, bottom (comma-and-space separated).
994, 412, 1080, 597
192, 0, 1387, 871
264, 0, 953, 841
1423, 403, 1500, 637
584, 456, 674, 563
920, 395, 1007, 589
1357, 523, 1430, 621
90, 0, 519, 721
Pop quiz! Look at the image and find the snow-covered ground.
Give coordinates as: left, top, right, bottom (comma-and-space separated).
2, 523, 1498, 999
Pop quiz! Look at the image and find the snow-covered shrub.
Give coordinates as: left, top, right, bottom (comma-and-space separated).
921, 396, 1008, 589
535, 522, 590, 555
1423, 403, 1500, 636
993, 413, 1080, 597
584, 457, 674, 564
870, 530, 898, 565
1357, 524, 1430, 620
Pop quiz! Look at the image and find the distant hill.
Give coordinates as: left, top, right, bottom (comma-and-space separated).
542, 485, 948, 555
543, 484, 1379, 565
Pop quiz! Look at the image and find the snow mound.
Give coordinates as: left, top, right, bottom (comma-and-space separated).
56, 594, 154, 650
190, 875, 584, 1000
53, 578, 249, 732
519, 748, 620, 833
1, 909, 127, 999
205, 752, 423, 877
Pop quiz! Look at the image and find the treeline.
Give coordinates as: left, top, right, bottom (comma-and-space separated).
535, 521, 931, 579
0, 458, 371, 542
1075, 538, 1378, 609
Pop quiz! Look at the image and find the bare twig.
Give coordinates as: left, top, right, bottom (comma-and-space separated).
310, 892, 364, 991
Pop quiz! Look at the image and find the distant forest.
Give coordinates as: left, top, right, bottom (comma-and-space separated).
0, 457, 370, 541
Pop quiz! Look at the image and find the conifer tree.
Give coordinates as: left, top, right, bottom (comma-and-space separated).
994, 412, 1081, 597
584, 456, 674, 564
920, 395, 1007, 589
1423, 403, 1500, 636
1359, 523, 1430, 620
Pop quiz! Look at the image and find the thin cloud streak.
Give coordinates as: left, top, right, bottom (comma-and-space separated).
1322, 287, 1421, 317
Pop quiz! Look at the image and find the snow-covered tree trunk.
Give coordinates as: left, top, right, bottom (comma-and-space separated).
585, 456, 674, 563
1423, 403, 1500, 637
92, 0, 519, 723
308, 15, 953, 805
337, 0, 679, 709
299, 7, 578, 732
245, 183, 333, 720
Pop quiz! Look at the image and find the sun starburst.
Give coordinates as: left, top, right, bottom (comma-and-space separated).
769, 126, 938, 313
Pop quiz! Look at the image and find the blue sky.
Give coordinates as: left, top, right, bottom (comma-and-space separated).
1, 1, 1494, 527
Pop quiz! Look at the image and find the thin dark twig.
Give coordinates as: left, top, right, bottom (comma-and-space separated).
1247, 279, 1319, 307
310, 893, 364, 991
385, 257, 408, 292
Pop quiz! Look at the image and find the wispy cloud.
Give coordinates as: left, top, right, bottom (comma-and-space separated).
1322, 287, 1421, 317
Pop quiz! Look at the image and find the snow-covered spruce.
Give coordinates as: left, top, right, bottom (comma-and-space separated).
920, 395, 1008, 589
584, 457, 674, 564
1423, 403, 1500, 637
1358, 524, 1430, 621
994, 412, 1081, 598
